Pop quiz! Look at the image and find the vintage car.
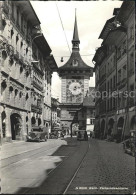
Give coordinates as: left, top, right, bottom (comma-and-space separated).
49, 131, 58, 139
77, 130, 88, 141
26, 126, 48, 142
123, 130, 136, 157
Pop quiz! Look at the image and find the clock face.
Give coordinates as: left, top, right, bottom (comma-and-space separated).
72, 59, 78, 67
69, 82, 81, 95
66, 79, 84, 103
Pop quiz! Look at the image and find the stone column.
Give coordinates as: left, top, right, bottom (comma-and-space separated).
6, 107, 12, 142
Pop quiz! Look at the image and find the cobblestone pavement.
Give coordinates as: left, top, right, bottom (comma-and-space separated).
67, 139, 135, 195
1, 138, 135, 194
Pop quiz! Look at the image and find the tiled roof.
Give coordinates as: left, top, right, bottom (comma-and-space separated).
59, 52, 92, 70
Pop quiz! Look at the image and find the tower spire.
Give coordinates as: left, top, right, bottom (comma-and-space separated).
72, 9, 80, 52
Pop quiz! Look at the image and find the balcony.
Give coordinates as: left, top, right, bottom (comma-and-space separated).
32, 80, 43, 91
31, 104, 42, 114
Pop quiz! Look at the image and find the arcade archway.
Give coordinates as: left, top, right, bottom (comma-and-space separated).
1, 111, 6, 138
10, 113, 22, 140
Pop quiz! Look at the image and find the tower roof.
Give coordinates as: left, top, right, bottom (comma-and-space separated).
59, 10, 92, 72
59, 52, 91, 70
72, 10, 80, 43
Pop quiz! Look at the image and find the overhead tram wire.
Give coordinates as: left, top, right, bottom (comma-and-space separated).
54, 54, 95, 57
55, 3, 71, 55
55, 4, 95, 62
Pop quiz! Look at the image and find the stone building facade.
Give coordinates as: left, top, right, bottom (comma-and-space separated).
0, 1, 57, 142
51, 97, 61, 131
93, 1, 135, 141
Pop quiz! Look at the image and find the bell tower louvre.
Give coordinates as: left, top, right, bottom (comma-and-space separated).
58, 11, 93, 136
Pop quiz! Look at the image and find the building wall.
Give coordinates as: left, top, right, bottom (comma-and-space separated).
93, 2, 135, 141
0, 1, 55, 142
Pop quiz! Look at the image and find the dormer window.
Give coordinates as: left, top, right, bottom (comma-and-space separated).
72, 59, 78, 66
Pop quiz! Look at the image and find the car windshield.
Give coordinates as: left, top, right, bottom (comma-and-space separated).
33, 128, 43, 132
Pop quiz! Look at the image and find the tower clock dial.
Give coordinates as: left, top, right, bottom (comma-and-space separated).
69, 81, 81, 95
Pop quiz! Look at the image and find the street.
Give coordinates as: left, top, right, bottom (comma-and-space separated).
1, 137, 135, 194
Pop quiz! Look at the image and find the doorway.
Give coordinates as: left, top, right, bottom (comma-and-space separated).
10, 113, 22, 140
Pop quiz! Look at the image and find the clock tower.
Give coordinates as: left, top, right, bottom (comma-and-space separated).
58, 11, 93, 135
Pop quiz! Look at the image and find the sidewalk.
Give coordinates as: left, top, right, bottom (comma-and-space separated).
1, 137, 68, 160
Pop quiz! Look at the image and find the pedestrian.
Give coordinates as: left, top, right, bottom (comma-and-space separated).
84, 131, 88, 141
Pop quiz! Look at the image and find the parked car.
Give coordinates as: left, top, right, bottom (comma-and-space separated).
49, 132, 58, 139
77, 130, 88, 141
122, 130, 136, 157
26, 126, 48, 142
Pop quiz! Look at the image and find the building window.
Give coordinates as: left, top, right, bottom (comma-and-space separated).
26, 47, 28, 55
11, 2, 14, 19
118, 69, 121, 84
20, 66, 23, 74
9, 86, 13, 98
11, 28, 14, 38
19, 91, 22, 98
130, 26, 134, 39
90, 119, 94, 125
118, 97, 121, 108
122, 41, 126, 55
113, 75, 116, 88
110, 78, 112, 90
26, 93, 29, 101
15, 89, 18, 97
21, 14, 24, 32
130, 52, 134, 72
1, 81, 7, 95
113, 98, 116, 108
16, 8, 19, 27
117, 46, 121, 60
16, 34, 19, 44
123, 65, 126, 79
107, 81, 109, 92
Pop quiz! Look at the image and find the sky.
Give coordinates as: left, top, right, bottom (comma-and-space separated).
31, 1, 122, 101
